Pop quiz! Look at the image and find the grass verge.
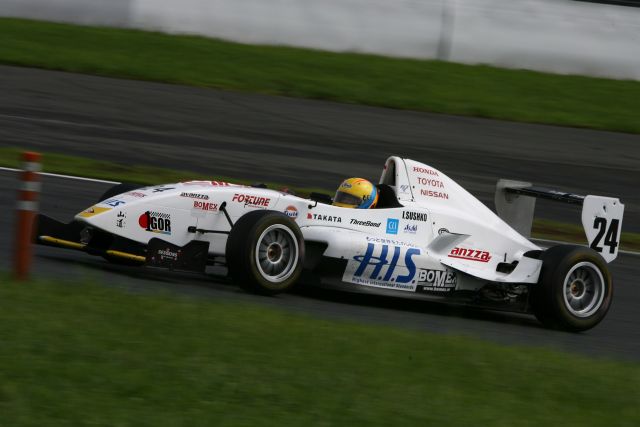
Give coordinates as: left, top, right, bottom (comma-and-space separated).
1, 18, 640, 134
1, 147, 638, 252
0, 274, 638, 426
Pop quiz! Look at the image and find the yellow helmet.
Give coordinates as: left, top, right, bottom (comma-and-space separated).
333, 178, 378, 209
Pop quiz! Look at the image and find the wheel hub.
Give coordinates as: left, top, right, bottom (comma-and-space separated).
563, 262, 606, 318
255, 224, 299, 283
569, 279, 586, 298
267, 243, 283, 263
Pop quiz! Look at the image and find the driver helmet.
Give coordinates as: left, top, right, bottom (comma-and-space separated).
333, 178, 378, 209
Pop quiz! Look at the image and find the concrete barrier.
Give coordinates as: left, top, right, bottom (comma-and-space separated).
130, 0, 446, 59
2, 0, 639, 80
450, 0, 640, 79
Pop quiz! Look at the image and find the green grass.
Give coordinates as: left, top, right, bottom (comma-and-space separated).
1, 18, 640, 133
1, 146, 638, 252
0, 275, 638, 426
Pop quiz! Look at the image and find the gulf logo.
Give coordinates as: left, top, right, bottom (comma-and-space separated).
284, 205, 298, 220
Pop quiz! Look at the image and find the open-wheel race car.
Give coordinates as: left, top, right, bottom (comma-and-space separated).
36, 156, 624, 331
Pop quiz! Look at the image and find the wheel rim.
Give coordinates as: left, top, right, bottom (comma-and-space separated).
255, 224, 299, 283
562, 261, 606, 318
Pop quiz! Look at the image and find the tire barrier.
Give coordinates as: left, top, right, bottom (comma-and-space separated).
13, 151, 41, 280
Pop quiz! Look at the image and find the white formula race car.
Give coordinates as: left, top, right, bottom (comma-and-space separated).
36, 156, 624, 331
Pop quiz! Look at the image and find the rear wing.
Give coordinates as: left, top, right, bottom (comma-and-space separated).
495, 180, 624, 263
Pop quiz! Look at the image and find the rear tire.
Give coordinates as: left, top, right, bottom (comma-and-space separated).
226, 211, 305, 295
531, 245, 612, 332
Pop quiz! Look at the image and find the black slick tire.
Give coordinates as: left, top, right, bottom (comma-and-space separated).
226, 210, 305, 295
531, 245, 612, 332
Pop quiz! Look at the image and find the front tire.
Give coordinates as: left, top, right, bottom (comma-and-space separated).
531, 245, 612, 332
226, 211, 305, 295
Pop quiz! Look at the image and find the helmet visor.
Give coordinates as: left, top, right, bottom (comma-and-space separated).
334, 190, 364, 208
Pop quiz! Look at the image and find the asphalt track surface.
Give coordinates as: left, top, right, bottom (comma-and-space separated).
1, 65, 639, 361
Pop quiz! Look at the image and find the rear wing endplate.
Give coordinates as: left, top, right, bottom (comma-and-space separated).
495, 180, 624, 263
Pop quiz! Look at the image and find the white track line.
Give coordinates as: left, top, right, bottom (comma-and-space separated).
0, 166, 120, 184
1, 166, 638, 256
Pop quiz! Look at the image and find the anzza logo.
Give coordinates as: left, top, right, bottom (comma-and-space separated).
139, 211, 172, 235
448, 247, 491, 262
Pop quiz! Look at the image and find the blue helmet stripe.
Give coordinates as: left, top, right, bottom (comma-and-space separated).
358, 186, 377, 209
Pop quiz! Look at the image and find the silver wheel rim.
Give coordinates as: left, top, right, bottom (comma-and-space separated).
562, 261, 605, 318
255, 224, 299, 283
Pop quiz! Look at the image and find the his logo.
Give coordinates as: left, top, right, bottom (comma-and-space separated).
139, 211, 172, 235
386, 218, 399, 235
348, 243, 421, 289
399, 184, 410, 194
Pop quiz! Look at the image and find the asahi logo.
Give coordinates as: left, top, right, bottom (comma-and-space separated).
403, 224, 417, 234
307, 213, 342, 223
402, 211, 428, 222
